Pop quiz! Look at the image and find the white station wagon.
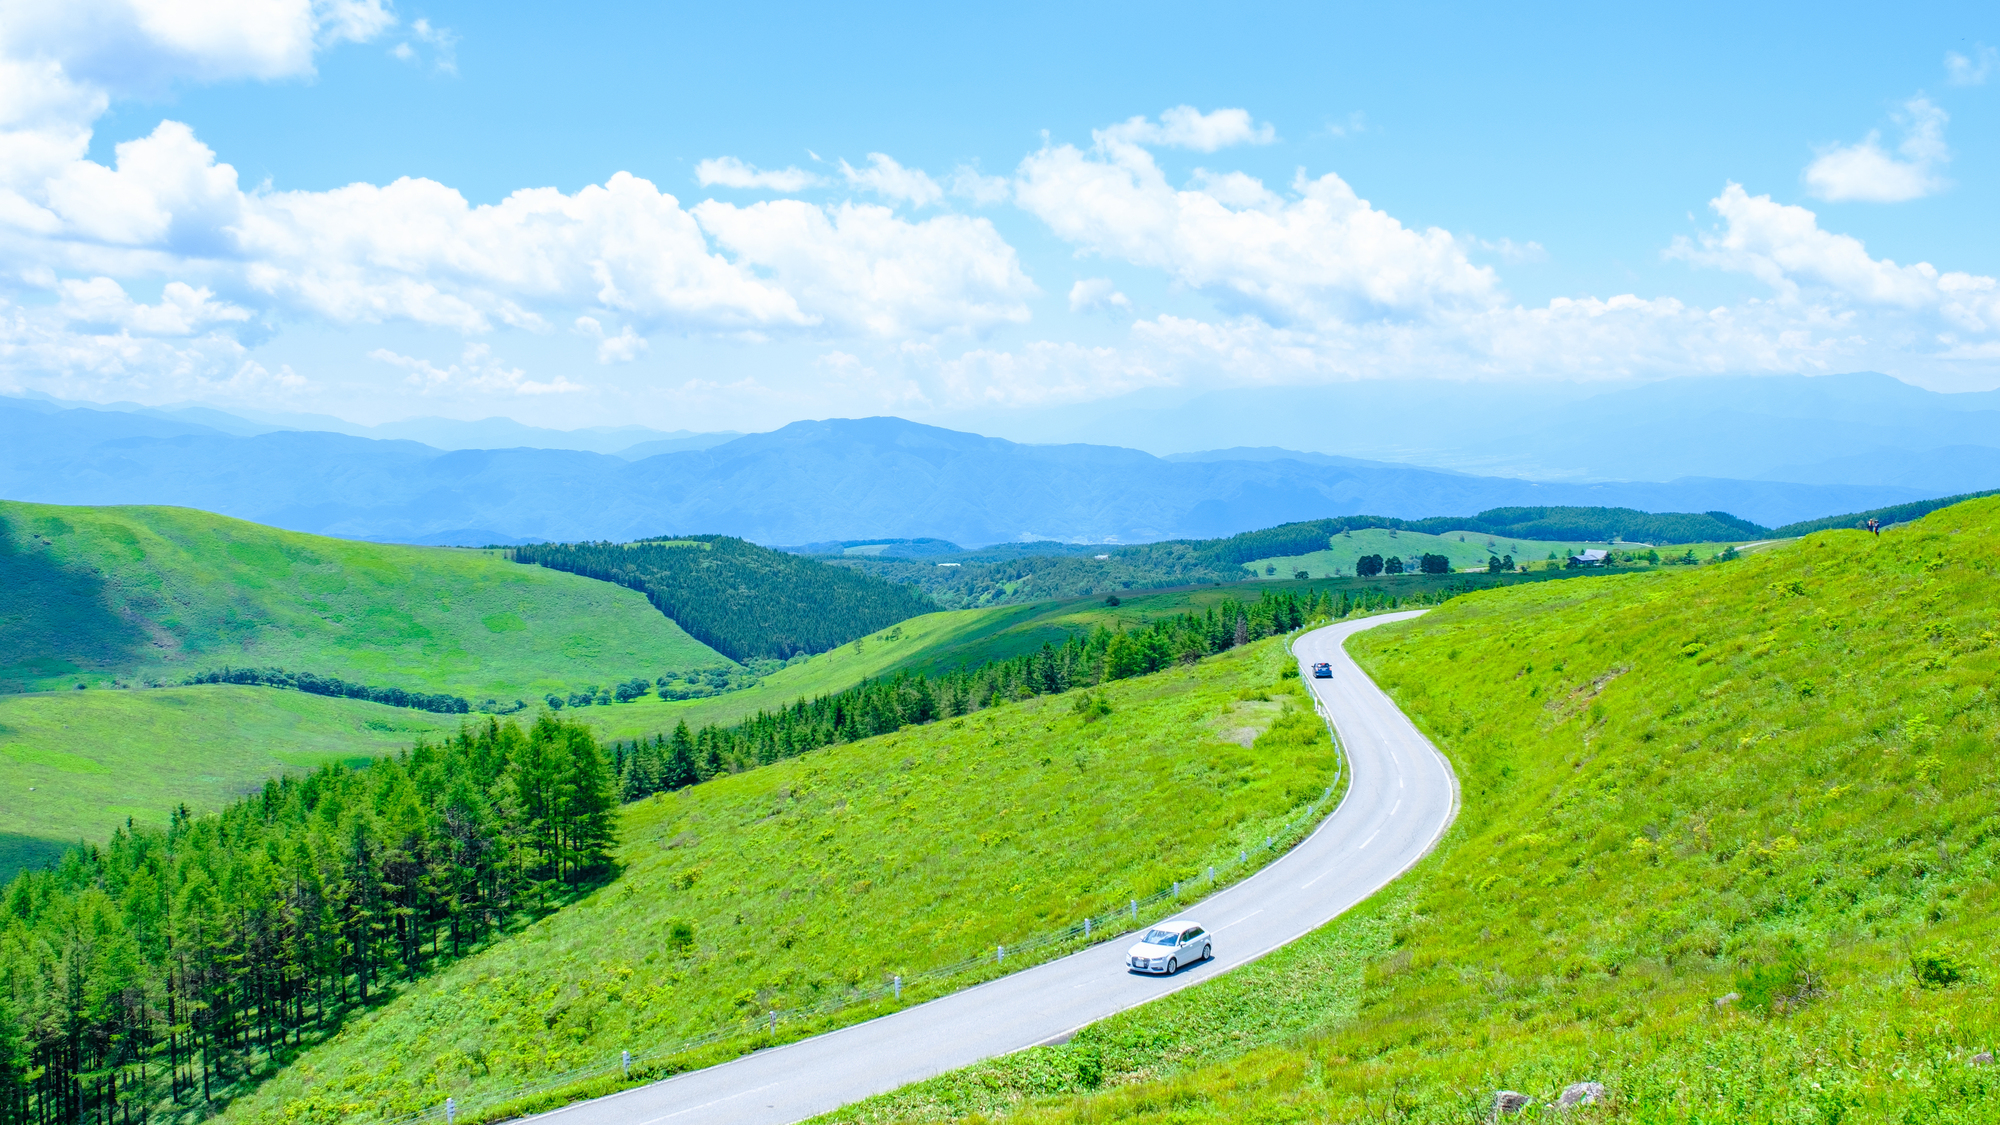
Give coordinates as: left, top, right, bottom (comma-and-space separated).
1126, 919, 1211, 974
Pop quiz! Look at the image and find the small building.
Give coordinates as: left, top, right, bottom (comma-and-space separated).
1568, 549, 1609, 567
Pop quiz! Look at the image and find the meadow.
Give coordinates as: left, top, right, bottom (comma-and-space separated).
822, 496, 2000, 1123
220, 635, 1340, 1124
0, 685, 456, 876
0, 501, 724, 698
1241, 525, 1756, 578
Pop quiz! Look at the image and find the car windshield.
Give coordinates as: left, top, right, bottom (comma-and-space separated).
1141, 929, 1179, 946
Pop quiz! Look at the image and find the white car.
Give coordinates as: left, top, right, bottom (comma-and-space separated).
1126, 919, 1211, 974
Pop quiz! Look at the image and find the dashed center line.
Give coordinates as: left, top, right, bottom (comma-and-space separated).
1356, 827, 1382, 850
1218, 910, 1263, 929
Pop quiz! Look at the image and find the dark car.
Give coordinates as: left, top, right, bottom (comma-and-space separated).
1311, 662, 1332, 678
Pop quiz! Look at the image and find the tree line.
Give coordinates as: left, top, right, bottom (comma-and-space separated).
604, 587, 1418, 797
183, 667, 472, 715
0, 715, 617, 1125
514, 536, 936, 662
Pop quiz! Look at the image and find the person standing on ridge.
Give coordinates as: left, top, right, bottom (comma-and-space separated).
1868, 518, 1880, 536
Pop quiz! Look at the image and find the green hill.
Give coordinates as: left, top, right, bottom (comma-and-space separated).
824, 495, 2000, 1123
0, 631, 1343, 1124
0, 685, 459, 876
0, 501, 726, 697
514, 536, 937, 661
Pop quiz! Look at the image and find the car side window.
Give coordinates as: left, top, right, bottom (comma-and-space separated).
1184, 927, 1202, 940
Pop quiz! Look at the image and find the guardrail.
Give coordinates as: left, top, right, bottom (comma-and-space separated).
379, 625, 1352, 1125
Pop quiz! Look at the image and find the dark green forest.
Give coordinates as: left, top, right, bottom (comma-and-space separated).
513, 537, 936, 661
605, 586, 1429, 799
0, 716, 617, 1125
821, 507, 1772, 609
182, 667, 474, 715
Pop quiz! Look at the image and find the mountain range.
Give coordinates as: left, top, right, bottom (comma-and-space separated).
0, 395, 1955, 545
947, 371, 2000, 489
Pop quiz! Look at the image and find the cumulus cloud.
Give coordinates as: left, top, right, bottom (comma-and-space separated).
575, 315, 648, 363
1068, 278, 1130, 313
1946, 44, 1995, 86
1016, 132, 1498, 323
1802, 96, 1949, 203
1099, 106, 1276, 152
695, 156, 822, 192
691, 199, 1036, 337
840, 153, 942, 207
57, 276, 251, 335
0, 0, 395, 94
1671, 182, 2000, 330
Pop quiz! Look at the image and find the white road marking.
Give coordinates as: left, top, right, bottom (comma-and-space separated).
1218, 910, 1263, 929
1391, 799, 1401, 816
1357, 827, 1382, 850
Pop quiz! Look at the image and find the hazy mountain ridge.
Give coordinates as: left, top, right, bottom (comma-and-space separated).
0, 399, 1941, 545
951, 372, 2000, 485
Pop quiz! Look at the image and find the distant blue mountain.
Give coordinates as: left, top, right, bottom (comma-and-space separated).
0, 399, 1940, 545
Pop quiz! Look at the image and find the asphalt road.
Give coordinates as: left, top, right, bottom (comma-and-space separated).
529, 611, 1458, 1125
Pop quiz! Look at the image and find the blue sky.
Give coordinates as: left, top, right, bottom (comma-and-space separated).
4, 0, 1998, 436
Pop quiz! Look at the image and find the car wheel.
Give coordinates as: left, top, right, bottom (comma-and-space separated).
1204, 943, 1212, 961
1166, 957, 1177, 974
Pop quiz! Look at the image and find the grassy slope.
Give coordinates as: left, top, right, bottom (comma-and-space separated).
225, 636, 1340, 1125
0, 686, 458, 876
828, 497, 2000, 1124
546, 575, 1503, 743
1243, 526, 1753, 577
0, 501, 724, 697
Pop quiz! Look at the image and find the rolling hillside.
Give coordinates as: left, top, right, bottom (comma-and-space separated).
0, 686, 458, 876
189, 636, 1330, 1123
827, 496, 2000, 1123
0, 500, 727, 697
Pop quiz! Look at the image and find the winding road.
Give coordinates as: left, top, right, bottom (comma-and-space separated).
531, 611, 1458, 1125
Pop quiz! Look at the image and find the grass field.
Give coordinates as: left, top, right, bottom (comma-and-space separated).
538, 573, 1550, 744
0, 685, 459, 876
1242, 526, 1754, 577
0, 500, 725, 698
222, 635, 1341, 1124
822, 496, 2000, 1123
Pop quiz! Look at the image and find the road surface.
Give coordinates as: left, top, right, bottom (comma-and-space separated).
530, 611, 1457, 1125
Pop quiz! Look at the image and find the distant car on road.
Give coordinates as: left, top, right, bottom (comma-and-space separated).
1126, 919, 1211, 974
1312, 662, 1332, 678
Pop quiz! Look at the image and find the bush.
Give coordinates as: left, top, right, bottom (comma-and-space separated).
1911, 942, 1970, 988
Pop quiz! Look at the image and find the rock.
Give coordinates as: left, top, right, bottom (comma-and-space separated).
1972, 1051, 1994, 1066
1493, 1090, 1531, 1118
1559, 1081, 1606, 1108
1714, 991, 1740, 1008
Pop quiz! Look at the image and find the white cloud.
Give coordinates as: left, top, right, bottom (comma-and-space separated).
597, 325, 647, 363
690, 199, 1036, 337
1803, 96, 1949, 203
1474, 237, 1547, 263
1946, 44, 1995, 86
1099, 106, 1276, 152
1068, 278, 1130, 313
391, 17, 458, 75
0, 0, 395, 94
369, 343, 584, 394
56, 276, 251, 334
1671, 182, 2000, 331
576, 313, 649, 363
694, 156, 821, 192
840, 153, 942, 207
1016, 133, 1498, 323
935, 340, 1168, 408
946, 165, 1010, 206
